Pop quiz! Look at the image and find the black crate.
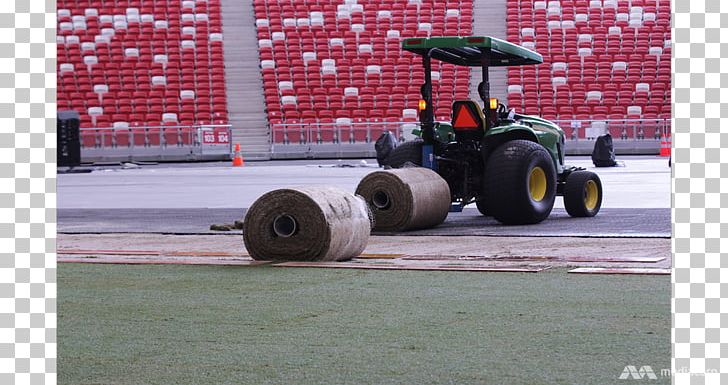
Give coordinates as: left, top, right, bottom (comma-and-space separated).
57, 110, 81, 167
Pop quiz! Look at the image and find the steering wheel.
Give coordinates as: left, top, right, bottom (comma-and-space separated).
497, 102, 508, 118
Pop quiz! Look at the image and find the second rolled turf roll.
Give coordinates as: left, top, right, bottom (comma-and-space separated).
355, 168, 451, 232
243, 186, 372, 261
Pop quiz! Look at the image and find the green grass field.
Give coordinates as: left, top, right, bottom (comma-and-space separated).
59, 264, 670, 385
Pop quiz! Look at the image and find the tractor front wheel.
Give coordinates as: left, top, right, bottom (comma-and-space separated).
484, 140, 557, 225
563, 170, 603, 217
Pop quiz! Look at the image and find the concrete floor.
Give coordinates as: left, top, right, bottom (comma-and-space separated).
57, 155, 672, 269
57, 207, 670, 238
58, 155, 671, 209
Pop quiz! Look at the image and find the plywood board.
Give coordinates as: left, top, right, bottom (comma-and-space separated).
58, 257, 268, 266
568, 267, 672, 275
58, 249, 406, 260
273, 261, 550, 273
400, 255, 666, 263
57, 249, 163, 256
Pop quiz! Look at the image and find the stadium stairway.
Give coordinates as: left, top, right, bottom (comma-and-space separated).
220, 0, 271, 160
469, 0, 509, 103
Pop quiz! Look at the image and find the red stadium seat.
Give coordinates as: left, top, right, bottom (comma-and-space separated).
56, 0, 227, 134
504, 3, 670, 122
251, 0, 474, 132
61, 0, 670, 151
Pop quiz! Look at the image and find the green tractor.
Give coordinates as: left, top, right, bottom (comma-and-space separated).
384, 36, 603, 225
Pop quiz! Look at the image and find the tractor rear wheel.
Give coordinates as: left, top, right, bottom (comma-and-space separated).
484, 140, 557, 224
383, 139, 423, 168
563, 170, 603, 217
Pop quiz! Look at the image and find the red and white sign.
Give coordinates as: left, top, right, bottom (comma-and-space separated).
201, 129, 230, 145
215, 129, 229, 144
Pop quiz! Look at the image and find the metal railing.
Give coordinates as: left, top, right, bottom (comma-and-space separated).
269, 121, 419, 158
79, 124, 232, 162
268, 118, 671, 158
270, 118, 671, 144
270, 121, 419, 145
549, 118, 671, 141
78, 118, 671, 161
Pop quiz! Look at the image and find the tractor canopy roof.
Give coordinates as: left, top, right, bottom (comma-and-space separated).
402, 36, 543, 67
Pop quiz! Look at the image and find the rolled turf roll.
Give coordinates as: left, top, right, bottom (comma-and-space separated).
243, 186, 372, 261
355, 168, 451, 232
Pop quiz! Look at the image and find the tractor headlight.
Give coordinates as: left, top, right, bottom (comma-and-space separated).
489, 98, 498, 110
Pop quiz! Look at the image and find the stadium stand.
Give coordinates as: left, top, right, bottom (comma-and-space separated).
59, 0, 671, 160
254, 0, 475, 144
57, 0, 228, 148
505, 0, 671, 137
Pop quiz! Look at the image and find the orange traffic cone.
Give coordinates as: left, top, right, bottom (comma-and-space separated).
232, 143, 245, 166
659, 134, 671, 157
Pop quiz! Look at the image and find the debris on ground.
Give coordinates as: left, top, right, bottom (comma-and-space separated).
311, 160, 377, 168
209, 224, 235, 231
209, 220, 244, 231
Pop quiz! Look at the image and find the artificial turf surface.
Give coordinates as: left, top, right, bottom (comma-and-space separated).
59, 264, 670, 384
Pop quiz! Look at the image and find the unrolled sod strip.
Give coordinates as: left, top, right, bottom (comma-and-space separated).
356, 168, 451, 232
243, 186, 372, 261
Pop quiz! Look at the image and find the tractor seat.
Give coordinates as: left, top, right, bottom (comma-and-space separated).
451, 100, 485, 139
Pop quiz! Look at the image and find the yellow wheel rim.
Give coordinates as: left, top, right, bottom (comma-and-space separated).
529, 166, 547, 201
584, 180, 599, 210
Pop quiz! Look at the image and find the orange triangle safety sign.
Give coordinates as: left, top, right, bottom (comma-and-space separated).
453, 104, 480, 129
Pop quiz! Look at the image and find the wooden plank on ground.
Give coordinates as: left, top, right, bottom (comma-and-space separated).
58, 249, 414, 260
58, 257, 269, 266
57, 249, 249, 258
401, 255, 666, 263
568, 267, 672, 275
58, 249, 408, 260
272, 261, 550, 273
355, 253, 406, 259
57, 249, 163, 255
